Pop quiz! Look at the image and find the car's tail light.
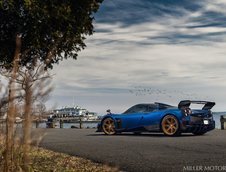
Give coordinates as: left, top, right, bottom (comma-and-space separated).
182, 108, 192, 116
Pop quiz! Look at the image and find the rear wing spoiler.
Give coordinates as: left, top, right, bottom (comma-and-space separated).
178, 100, 215, 110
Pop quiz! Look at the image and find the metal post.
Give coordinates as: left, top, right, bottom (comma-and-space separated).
36, 120, 39, 128
79, 116, 82, 129
220, 115, 226, 130
60, 119, 63, 128
50, 122, 54, 128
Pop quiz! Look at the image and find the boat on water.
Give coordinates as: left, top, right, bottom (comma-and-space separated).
52, 106, 99, 121
15, 117, 23, 123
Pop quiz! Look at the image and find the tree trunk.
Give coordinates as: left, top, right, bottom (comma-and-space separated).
22, 73, 32, 172
4, 34, 21, 172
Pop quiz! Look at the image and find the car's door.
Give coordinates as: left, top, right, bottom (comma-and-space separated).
139, 104, 162, 131
120, 104, 149, 130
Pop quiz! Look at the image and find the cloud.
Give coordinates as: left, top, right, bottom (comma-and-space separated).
49, 0, 226, 113
95, 0, 202, 26
94, 0, 226, 45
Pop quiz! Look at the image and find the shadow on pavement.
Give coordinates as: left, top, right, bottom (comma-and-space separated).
87, 132, 199, 137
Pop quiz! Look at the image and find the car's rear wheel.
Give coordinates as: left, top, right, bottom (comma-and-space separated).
102, 118, 116, 135
161, 115, 180, 136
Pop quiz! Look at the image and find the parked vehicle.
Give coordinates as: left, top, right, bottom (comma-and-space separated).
97, 100, 215, 136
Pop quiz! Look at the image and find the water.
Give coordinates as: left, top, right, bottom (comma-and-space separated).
34, 122, 98, 129
34, 112, 224, 129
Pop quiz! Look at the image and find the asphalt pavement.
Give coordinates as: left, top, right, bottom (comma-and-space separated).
36, 129, 226, 172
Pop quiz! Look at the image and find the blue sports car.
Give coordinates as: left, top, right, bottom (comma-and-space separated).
97, 100, 215, 136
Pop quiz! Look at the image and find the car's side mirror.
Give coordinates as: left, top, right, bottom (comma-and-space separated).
106, 109, 111, 114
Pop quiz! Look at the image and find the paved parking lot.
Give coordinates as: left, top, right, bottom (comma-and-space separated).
38, 129, 226, 172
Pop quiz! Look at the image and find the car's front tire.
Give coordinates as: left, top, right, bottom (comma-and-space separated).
161, 115, 180, 136
102, 118, 116, 135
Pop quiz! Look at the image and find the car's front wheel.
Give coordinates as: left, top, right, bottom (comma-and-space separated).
161, 115, 180, 136
102, 118, 116, 135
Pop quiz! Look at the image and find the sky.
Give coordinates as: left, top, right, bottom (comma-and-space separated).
48, 0, 226, 114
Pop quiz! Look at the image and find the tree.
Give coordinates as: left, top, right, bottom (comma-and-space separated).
0, 0, 103, 171
16, 63, 53, 170
0, 0, 103, 69
1, 62, 53, 171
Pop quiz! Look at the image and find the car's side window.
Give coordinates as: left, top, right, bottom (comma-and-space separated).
123, 104, 149, 114
134, 105, 149, 113
147, 104, 157, 112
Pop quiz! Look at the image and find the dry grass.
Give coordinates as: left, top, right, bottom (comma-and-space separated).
30, 146, 119, 172
0, 134, 119, 172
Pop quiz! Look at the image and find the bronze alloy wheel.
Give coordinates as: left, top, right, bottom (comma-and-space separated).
161, 115, 179, 136
102, 118, 116, 135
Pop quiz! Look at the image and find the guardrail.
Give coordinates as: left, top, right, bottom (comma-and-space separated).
220, 115, 226, 130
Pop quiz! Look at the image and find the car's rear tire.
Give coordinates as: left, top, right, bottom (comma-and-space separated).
161, 115, 180, 136
102, 118, 116, 135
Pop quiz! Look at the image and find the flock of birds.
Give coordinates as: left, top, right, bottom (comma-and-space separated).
128, 86, 210, 100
